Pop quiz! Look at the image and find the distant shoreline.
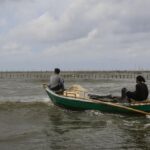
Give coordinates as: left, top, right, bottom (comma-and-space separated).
0, 70, 150, 80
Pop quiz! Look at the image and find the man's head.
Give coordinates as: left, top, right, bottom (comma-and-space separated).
136, 75, 145, 83
54, 68, 60, 74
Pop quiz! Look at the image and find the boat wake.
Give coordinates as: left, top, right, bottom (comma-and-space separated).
146, 114, 150, 119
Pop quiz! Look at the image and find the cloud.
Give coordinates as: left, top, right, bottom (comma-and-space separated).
0, 0, 150, 70
0, 19, 6, 27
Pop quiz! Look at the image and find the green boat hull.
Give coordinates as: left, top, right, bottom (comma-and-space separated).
45, 88, 150, 115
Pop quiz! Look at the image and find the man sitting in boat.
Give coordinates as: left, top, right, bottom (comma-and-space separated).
48, 68, 64, 94
123, 75, 149, 102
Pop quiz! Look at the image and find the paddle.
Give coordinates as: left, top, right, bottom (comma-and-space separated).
91, 99, 150, 116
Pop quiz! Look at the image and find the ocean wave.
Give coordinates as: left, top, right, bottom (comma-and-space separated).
0, 100, 53, 110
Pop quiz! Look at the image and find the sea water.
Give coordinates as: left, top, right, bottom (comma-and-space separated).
0, 79, 149, 150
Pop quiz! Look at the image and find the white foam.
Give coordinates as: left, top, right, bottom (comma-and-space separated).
146, 115, 150, 119
42, 97, 50, 103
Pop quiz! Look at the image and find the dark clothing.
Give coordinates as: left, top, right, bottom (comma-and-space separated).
48, 84, 63, 91
48, 74, 64, 93
126, 83, 149, 101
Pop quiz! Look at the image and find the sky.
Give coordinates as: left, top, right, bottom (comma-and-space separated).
0, 0, 150, 71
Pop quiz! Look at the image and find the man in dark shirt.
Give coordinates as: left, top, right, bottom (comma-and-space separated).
126, 75, 149, 101
48, 68, 64, 93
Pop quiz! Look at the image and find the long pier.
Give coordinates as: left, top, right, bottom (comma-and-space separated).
0, 71, 150, 80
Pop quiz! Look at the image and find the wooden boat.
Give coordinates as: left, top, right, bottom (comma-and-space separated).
44, 86, 150, 116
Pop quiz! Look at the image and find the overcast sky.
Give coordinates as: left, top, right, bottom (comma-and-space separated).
0, 0, 150, 71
